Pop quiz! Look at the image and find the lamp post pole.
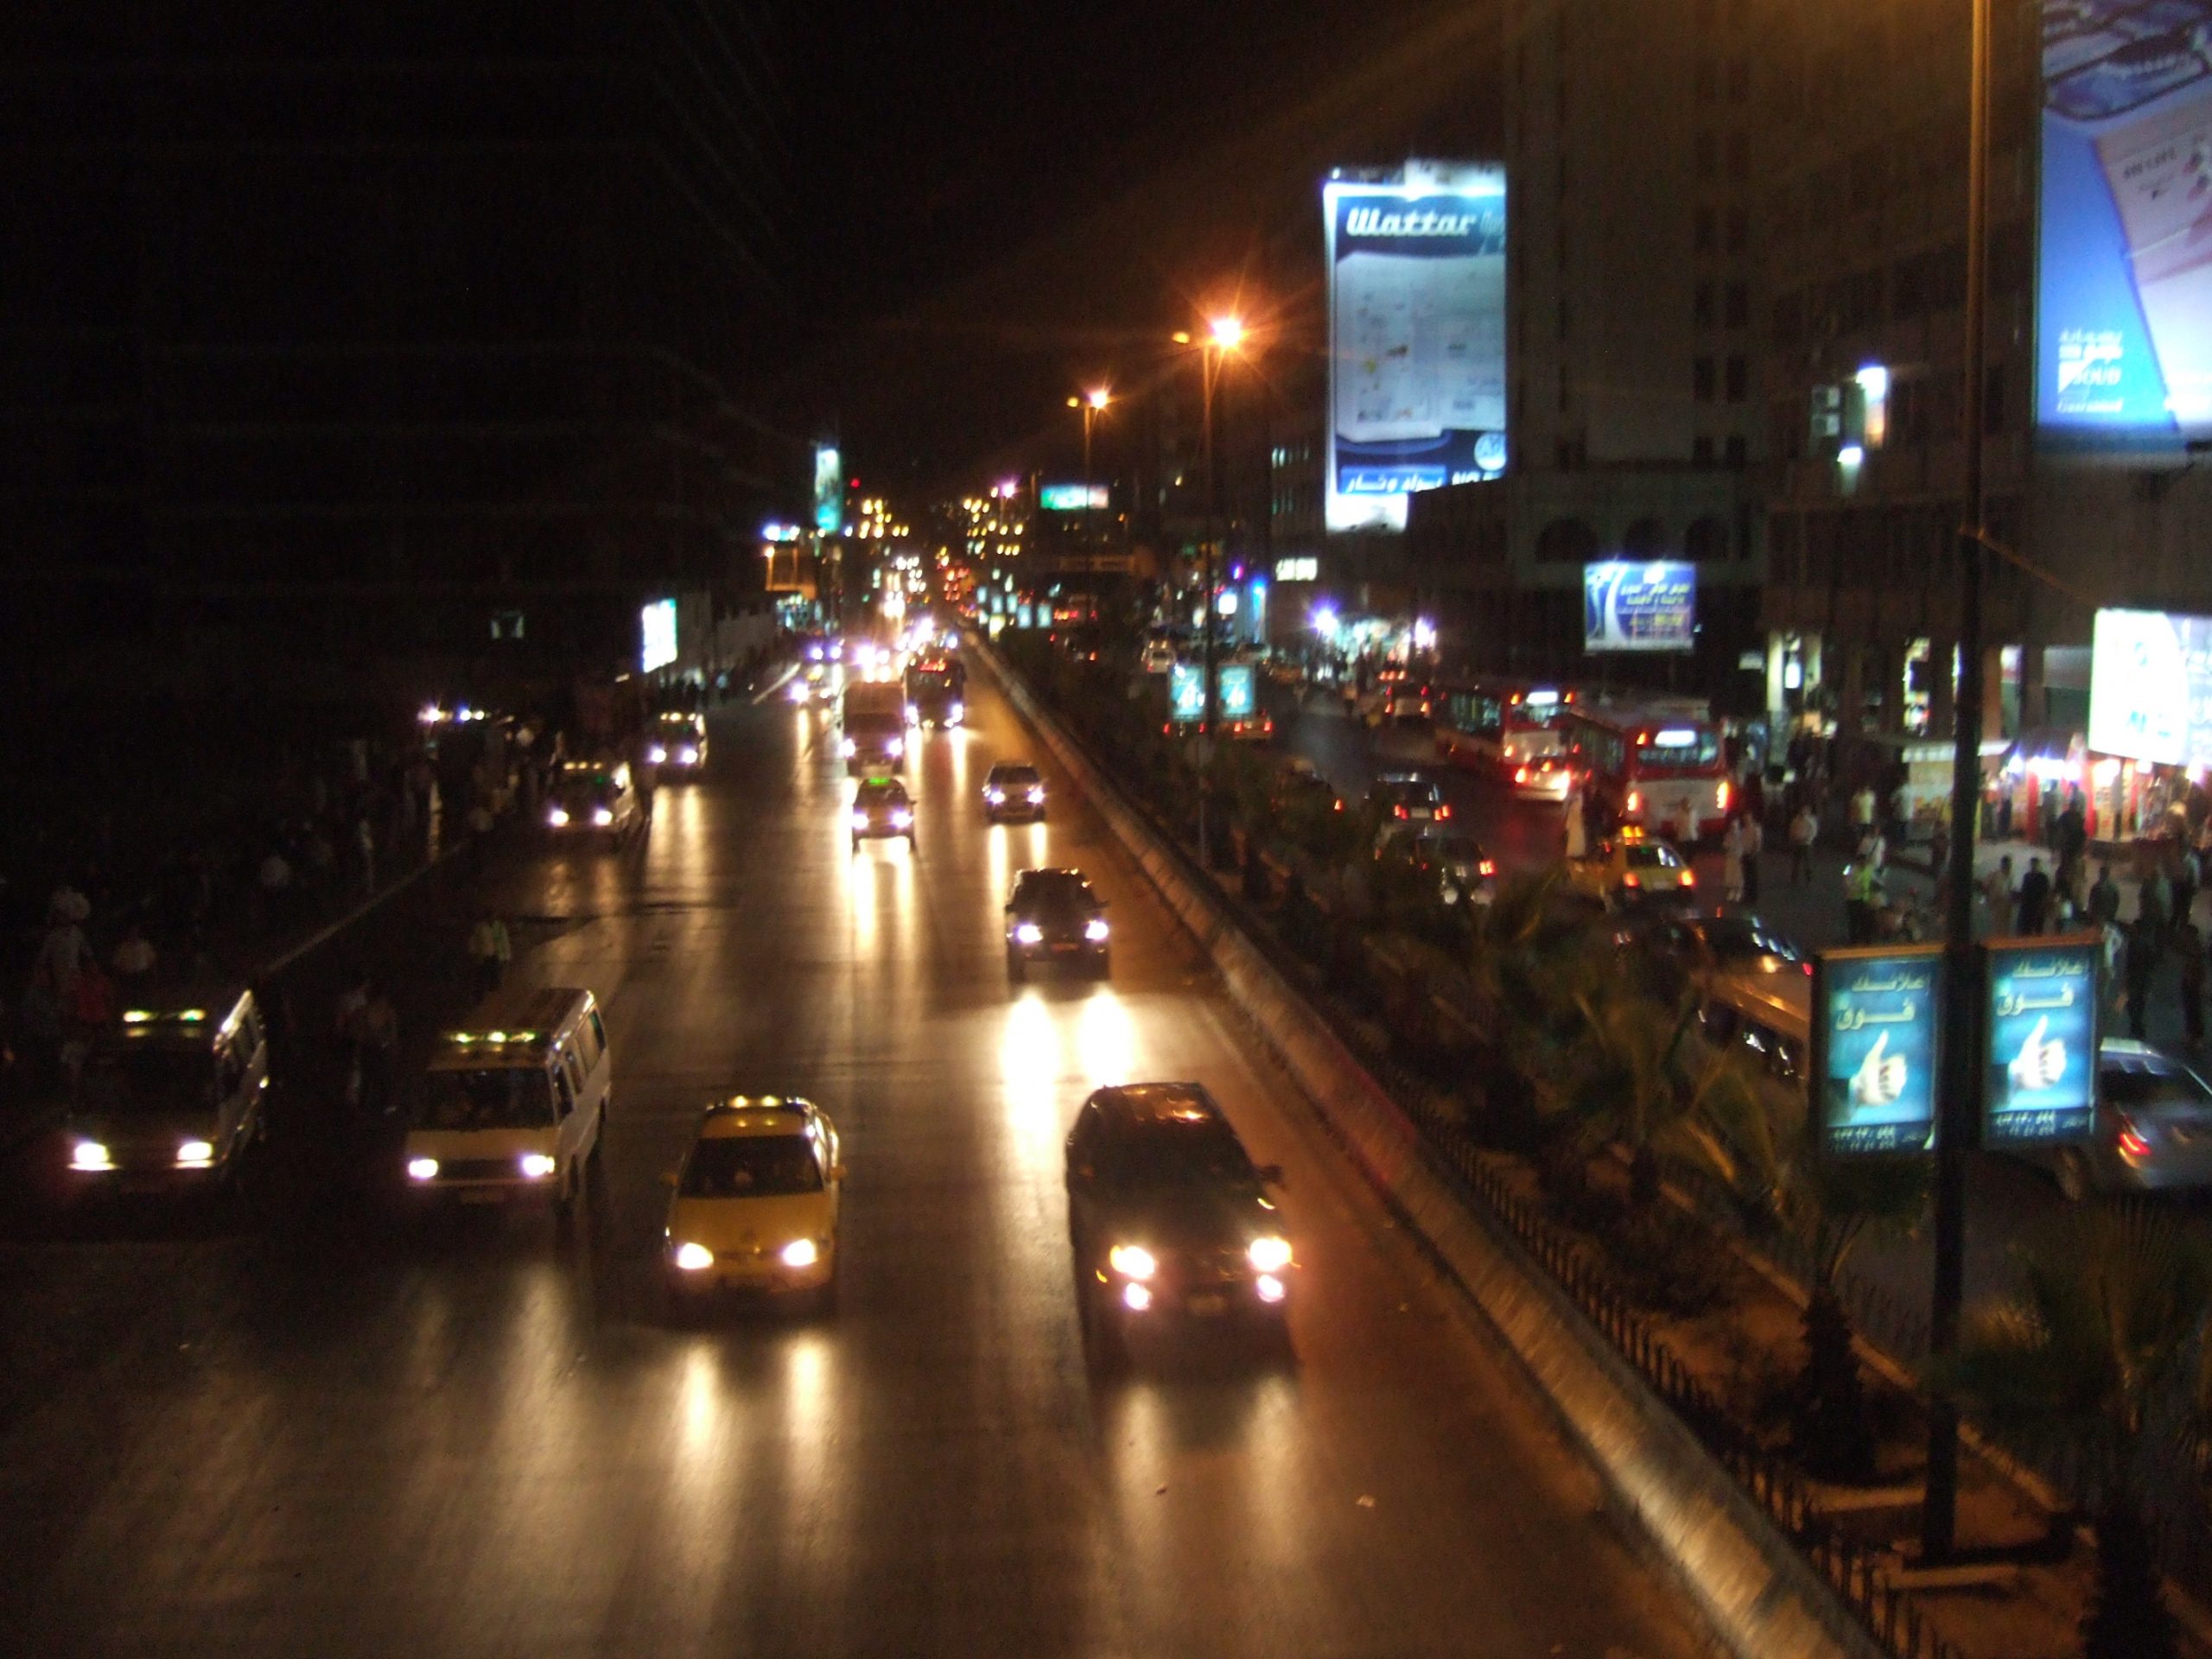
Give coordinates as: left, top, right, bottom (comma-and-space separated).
1923, 0, 1993, 1564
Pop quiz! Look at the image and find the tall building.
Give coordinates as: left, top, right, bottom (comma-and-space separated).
1404, 0, 1766, 702
1, 3, 791, 702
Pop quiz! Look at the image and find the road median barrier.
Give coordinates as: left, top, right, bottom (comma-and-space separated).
972, 636, 1897, 1659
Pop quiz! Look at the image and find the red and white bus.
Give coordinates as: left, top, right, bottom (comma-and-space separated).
1433, 678, 1580, 797
1560, 698, 1732, 842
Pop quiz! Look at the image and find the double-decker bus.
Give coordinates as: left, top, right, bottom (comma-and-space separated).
1560, 697, 1732, 842
1433, 678, 1579, 798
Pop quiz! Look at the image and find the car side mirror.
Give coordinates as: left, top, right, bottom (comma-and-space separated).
1257, 1163, 1285, 1185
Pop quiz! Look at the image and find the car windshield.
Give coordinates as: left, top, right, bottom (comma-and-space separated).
2105, 1065, 2212, 1113
73, 1045, 216, 1116
992, 766, 1039, 785
1018, 874, 1093, 909
1634, 731, 1722, 770
1627, 843, 1683, 868
1102, 1118, 1257, 1187
683, 1135, 823, 1197
416, 1066, 556, 1129
858, 784, 908, 806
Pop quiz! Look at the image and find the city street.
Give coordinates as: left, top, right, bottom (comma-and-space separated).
0, 678, 1710, 1659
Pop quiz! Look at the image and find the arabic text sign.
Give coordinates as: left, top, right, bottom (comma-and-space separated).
1217, 663, 1256, 721
1168, 662, 1205, 724
1814, 945, 1942, 1155
1983, 935, 2101, 1148
1584, 562, 1695, 654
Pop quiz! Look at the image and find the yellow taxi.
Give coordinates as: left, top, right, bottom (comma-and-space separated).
1567, 825, 1697, 907
663, 1095, 844, 1313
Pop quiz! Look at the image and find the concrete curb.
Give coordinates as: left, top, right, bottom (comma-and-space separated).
974, 638, 1886, 1659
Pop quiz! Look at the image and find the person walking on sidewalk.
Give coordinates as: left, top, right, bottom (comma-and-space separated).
1845, 857, 1881, 944
1739, 810, 1764, 905
1722, 815, 1748, 903
468, 912, 512, 999
2176, 843, 2201, 929
2088, 861, 2121, 929
2141, 861, 2173, 944
1789, 803, 1817, 887
2016, 856, 2052, 937
2176, 917, 2207, 1045
1850, 783, 1877, 849
2126, 920, 2164, 1041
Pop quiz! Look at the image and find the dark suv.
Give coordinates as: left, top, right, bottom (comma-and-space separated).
1006, 868, 1109, 981
1063, 1082, 1291, 1367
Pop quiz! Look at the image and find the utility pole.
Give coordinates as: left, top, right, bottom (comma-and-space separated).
1923, 0, 1992, 1564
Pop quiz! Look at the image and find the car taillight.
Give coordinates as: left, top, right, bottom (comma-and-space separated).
1717, 779, 1732, 812
1515, 766, 1528, 783
1680, 869, 1696, 887
1395, 804, 1408, 818
1627, 790, 1642, 814
1332, 799, 1343, 812
1478, 859, 1496, 876
1436, 804, 1452, 819
2117, 1116, 2152, 1160
1623, 872, 1642, 887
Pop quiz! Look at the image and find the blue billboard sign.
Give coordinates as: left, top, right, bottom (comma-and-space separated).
1813, 945, 1943, 1156
2037, 3, 2212, 449
1983, 934, 2101, 1148
1323, 161, 1507, 531
1168, 662, 1205, 724
1584, 562, 1696, 654
813, 445, 842, 534
1217, 663, 1256, 721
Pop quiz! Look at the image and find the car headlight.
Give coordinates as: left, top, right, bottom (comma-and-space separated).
677, 746, 698, 765
852, 810, 869, 830
887, 735, 905, 757
593, 806, 614, 826
176, 1140, 215, 1168
407, 1156, 440, 1182
673, 1241, 715, 1272
985, 788, 1005, 803
71, 1141, 113, 1172
1108, 1243, 1157, 1281
547, 806, 571, 827
1084, 918, 1109, 942
1247, 1236, 1293, 1274
949, 702, 965, 721
1014, 922, 1045, 944
1027, 786, 1046, 804
648, 744, 668, 764
891, 809, 913, 828
518, 1153, 557, 1179
780, 1238, 819, 1269
906, 704, 920, 724
840, 737, 857, 757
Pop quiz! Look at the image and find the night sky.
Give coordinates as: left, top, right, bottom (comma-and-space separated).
780, 0, 1499, 494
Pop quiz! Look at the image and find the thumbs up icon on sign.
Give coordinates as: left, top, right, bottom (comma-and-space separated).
1850, 1033, 1908, 1108
2008, 1015, 2067, 1093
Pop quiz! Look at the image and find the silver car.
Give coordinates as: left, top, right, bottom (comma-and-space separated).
2034, 1039, 2212, 1201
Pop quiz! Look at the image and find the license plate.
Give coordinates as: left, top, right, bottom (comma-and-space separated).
1186, 1293, 1229, 1317
1052, 943, 1078, 954
458, 1188, 509, 1205
118, 1176, 168, 1195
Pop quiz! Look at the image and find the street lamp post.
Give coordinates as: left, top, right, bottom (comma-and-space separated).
1067, 387, 1111, 580
1923, 0, 1993, 1563
1193, 315, 1244, 867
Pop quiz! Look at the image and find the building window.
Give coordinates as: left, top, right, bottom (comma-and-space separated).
1725, 434, 1747, 467
1694, 281, 1717, 327
1694, 357, 1716, 402
1724, 206, 1749, 252
1685, 516, 1728, 561
1726, 57, 1750, 103
1725, 354, 1748, 402
1726, 130, 1749, 181
1696, 130, 1718, 179
1695, 58, 1719, 102
1537, 518, 1599, 564
1725, 280, 1749, 327
1695, 207, 1717, 252
1693, 435, 1715, 463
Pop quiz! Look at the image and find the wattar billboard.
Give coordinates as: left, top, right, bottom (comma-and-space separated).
1324, 161, 1507, 531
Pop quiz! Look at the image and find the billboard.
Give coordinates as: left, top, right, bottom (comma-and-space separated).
1812, 944, 1942, 1156
1983, 934, 2101, 1148
640, 599, 677, 674
1039, 483, 1110, 512
813, 444, 842, 534
2037, 3, 2212, 449
1217, 663, 1256, 721
1323, 161, 1507, 531
1584, 562, 1696, 653
2088, 606, 2212, 766
1168, 662, 1205, 724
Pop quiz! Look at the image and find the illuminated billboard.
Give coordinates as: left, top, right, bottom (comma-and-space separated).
1039, 483, 1109, 512
1983, 935, 2101, 1149
1812, 944, 1943, 1156
813, 444, 842, 534
1323, 161, 1507, 531
1584, 562, 1695, 653
640, 598, 677, 674
2088, 606, 2212, 766
2037, 4, 2212, 448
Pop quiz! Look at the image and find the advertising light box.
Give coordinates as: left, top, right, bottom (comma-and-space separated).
1983, 934, 2101, 1149
2088, 606, 2212, 766
813, 444, 842, 534
2037, 3, 2212, 449
1217, 663, 1256, 721
1585, 562, 1696, 654
1039, 483, 1109, 512
1323, 161, 1508, 531
639, 598, 677, 674
1813, 945, 1943, 1156
1168, 662, 1205, 724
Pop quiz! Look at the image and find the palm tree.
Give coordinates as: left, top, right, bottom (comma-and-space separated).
1928, 1203, 2212, 1659
1777, 1154, 1928, 1482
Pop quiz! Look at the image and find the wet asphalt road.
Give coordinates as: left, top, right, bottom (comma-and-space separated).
0, 674, 1713, 1659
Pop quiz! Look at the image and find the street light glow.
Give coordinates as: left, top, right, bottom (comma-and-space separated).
1086, 386, 1111, 410
1209, 315, 1245, 350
